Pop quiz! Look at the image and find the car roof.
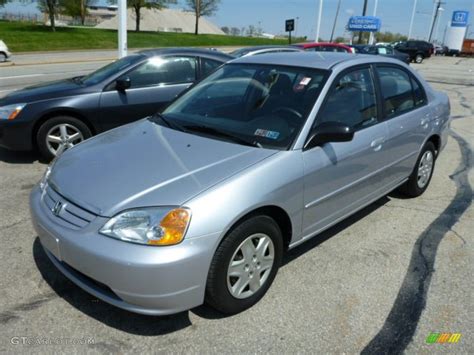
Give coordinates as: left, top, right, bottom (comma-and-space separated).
137, 47, 233, 60
296, 42, 351, 49
231, 51, 402, 70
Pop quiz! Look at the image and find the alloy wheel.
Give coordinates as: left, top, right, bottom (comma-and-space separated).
46, 123, 84, 157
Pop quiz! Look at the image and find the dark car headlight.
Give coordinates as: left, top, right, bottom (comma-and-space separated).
0, 103, 27, 120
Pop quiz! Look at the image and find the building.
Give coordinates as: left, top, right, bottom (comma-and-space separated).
95, 8, 224, 35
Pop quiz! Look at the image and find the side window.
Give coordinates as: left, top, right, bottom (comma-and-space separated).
377, 66, 415, 118
125, 56, 196, 89
317, 67, 378, 129
411, 77, 427, 107
201, 58, 222, 77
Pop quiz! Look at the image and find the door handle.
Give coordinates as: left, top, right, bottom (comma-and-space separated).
370, 137, 385, 151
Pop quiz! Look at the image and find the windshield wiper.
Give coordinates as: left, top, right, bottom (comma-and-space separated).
150, 113, 187, 133
183, 124, 262, 148
71, 76, 84, 84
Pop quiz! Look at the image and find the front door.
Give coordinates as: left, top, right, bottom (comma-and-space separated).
302, 66, 393, 237
98, 56, 197, 130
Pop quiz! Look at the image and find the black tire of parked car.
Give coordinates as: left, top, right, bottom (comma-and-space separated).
401, 141, 436, 197
37, 116, 92, 161
0, 53, 6, 62
205, 215, 283, 314
415, 53, 424, 64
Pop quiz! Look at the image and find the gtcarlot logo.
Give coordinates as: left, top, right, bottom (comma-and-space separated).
11, 336, 95, 346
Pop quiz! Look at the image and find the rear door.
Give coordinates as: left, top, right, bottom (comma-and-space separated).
375, 64, 431, 182
98, 56, 197, 130
302, 65, 393, 236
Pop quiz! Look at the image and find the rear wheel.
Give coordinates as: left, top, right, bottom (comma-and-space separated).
37, 116, 91, 160
401, 141, 436, 197
205, 215, 283, 314
415, 53, 424, 63
0, 53, 6, 62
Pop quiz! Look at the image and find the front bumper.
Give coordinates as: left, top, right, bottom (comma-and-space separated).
30, 185, 221, 315
0, 118, 34, 151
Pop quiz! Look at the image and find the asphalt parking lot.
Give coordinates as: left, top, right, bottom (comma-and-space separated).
0, 56, 472, 353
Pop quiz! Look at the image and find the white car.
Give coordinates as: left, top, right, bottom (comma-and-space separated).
0, 40, 11, 62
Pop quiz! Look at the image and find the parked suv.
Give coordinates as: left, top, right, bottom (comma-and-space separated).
394, 40, 434, 63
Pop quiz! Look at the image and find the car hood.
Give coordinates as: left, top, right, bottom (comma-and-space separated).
0, 79, 90, 105
49, 119, 277, 217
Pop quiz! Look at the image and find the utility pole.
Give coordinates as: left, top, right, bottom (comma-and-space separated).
330, 0, 342, 42
408, 0, 418, 39
357, 0, 368, 44
368, 0, 378, 45
315, 0, 323, 42
118, 0, 127, 58
428, 1, 444, 42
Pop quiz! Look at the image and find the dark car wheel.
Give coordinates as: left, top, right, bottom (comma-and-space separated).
415, 53, 424, 63
0, 53, 6, 62
37, 116, 92, 160
401, 141, 436, 197
205, 215, 283, 314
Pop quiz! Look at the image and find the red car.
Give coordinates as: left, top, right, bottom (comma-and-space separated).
294, 42, 355, 53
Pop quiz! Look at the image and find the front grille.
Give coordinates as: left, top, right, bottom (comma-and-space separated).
43, 185, 96, 229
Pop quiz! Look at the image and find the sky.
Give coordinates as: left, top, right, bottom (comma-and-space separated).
2, 0, 473, 42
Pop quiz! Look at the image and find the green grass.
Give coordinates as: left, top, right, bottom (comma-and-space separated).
0, 21, 297, 52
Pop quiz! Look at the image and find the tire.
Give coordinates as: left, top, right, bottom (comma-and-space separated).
401, 141, 436, 197
205, 215, 283, 314
36, 116, 92, 160
0, 53, 6, 62
415, 54, 424, 64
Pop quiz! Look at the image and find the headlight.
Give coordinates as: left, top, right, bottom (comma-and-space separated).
0, 103, 27, 120
99, 207, 191, 246
39, 159, 56, 190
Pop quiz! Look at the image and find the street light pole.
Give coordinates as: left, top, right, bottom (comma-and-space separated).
118, 0, 128, 58
357, 0, 368, 44
368, 0, 378, 45
428, 1, 443, 42
315, 0, 323, 42
408, 0, 418, 39
330, 0, 341, 42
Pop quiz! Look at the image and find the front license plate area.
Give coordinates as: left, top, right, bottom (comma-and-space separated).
37, 223, 61, 261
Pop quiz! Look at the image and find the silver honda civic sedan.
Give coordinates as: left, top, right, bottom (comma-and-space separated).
30, 52, 450, 315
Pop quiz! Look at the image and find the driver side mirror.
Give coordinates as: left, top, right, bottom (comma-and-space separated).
116, 76, 131, 91
304, 121, 354, 150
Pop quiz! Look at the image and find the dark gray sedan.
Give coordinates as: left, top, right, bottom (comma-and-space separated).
0, 48, 232, 159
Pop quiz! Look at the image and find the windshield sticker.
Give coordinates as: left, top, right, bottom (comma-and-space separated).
294, 76, 312, 92
299, 77, 312, 86
255, 129, 280, 140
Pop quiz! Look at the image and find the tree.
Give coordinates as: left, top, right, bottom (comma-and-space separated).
186, 0, 221, 35
220, 26, 229, 35
61, 0, 96, 25
109, 0, 176, 32
36, 0, 60, 32
246, 25, 256, 37
230, 27, 240, 36
0, 0, 10, 7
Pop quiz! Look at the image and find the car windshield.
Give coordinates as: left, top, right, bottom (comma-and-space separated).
159, 63, 328, 150
81, 54, 144, 85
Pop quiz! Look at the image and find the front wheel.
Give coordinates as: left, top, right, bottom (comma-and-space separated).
205, 215, 283, 314
401, 141, 436, 197
37, 116, 92, 160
